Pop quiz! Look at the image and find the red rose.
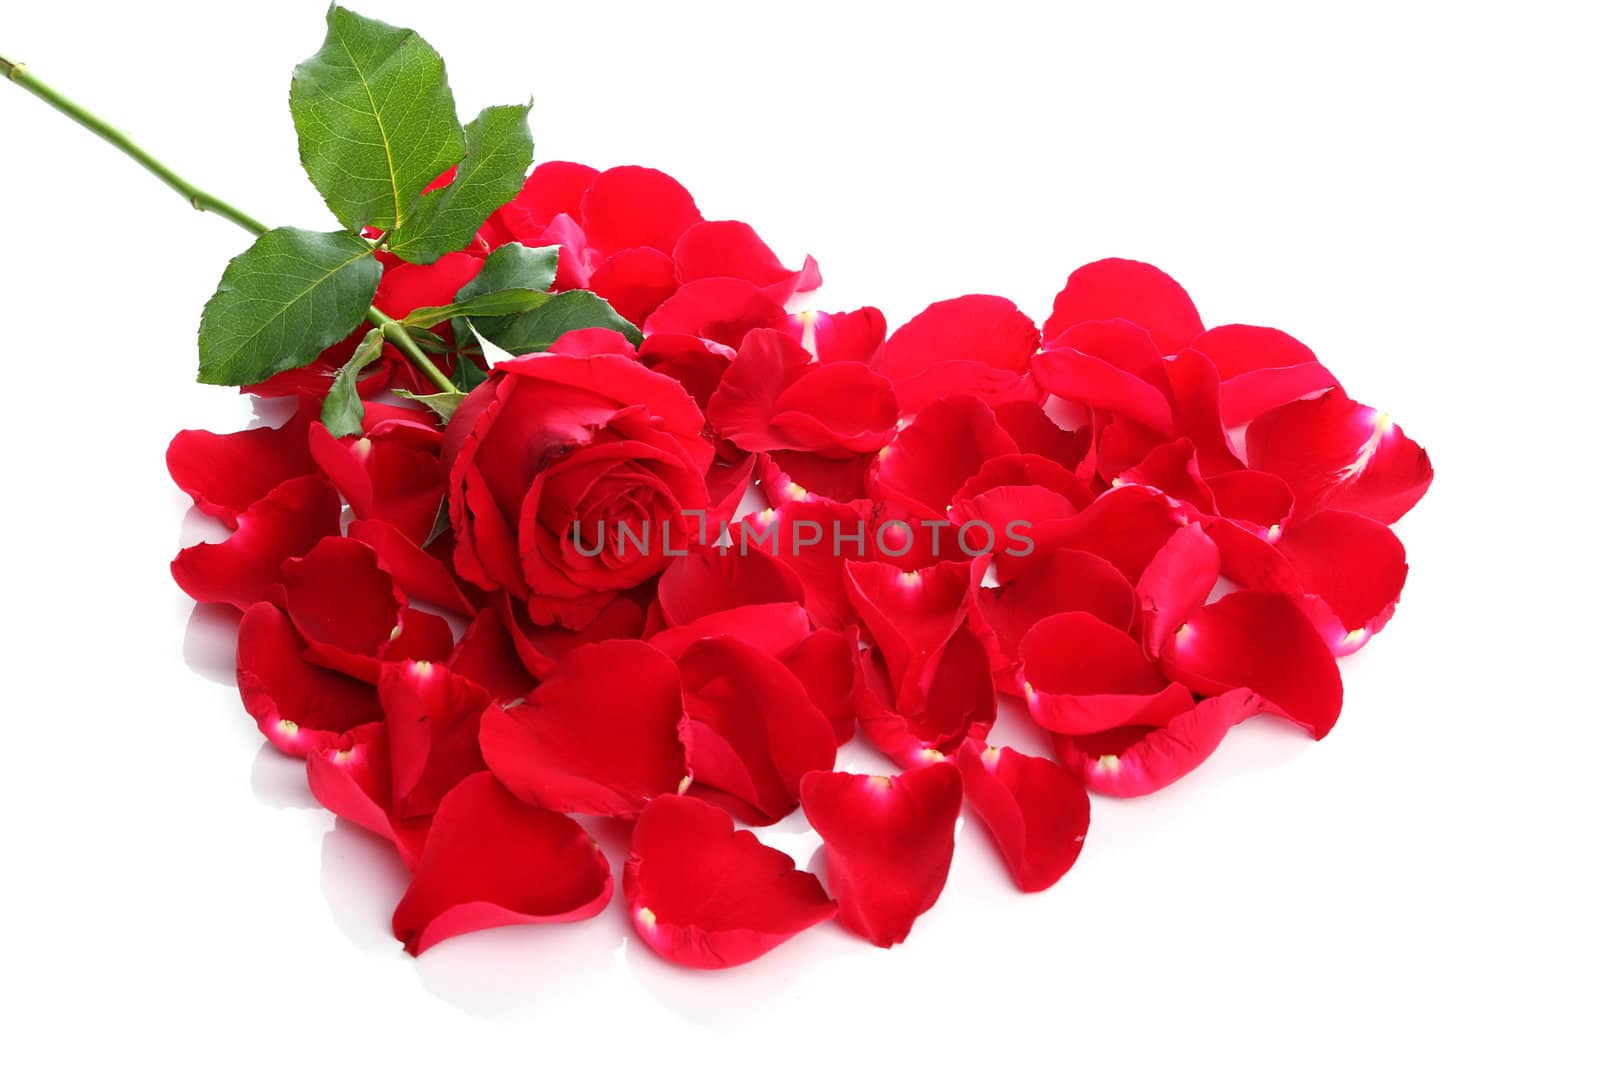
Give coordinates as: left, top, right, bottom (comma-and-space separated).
445, 349, 715, 627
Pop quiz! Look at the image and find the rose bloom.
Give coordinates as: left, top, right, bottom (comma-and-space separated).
444, 348, 714, 627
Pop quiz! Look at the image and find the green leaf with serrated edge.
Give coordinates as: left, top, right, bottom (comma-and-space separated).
290, 6, 465, 232
396, 389, 464, 423
197, 228, 380, 386
320, 328, 385, 437
402, 289, 551, 329
480, 290, 643, 354
386, 104, 534, 263
434, 243, 561, 333
457, 243, 560, 300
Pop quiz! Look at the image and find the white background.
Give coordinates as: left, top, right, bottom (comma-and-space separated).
2, 1, 1596, 1062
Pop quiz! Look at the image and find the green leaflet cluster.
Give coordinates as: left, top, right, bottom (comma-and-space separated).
193, 5, 638, 434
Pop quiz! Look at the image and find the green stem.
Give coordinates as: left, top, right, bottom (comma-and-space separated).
3, 52, 461, 398
368, 308, 459, 394
3, 53, 268, 236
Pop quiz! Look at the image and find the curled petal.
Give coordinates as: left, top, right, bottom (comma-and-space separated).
381, 660, 494, 821
974, 548, 1136, 693
657, 546, 805, 628
1163, 347, 1243, 476
677, 637, 837, 825
673, 219, 821, 302
392, 772, 612, 955
501, 592, 646, 680
787, 306, 886, 364
1019, 612, 1190, 734
588, 246, 679, 327
874, 296, 1042, 413
740, 499, 874, 631
1033, 336, 1174, 436
624, 795, 835, 969
278, 536, 407, 680
758, 449, 875, 505
708, 328, 898, 455
171, 475, 341, 611
1206, 469, 1296, 533
648, 601, 811, 660
1135, 523, 1221, 657
307, 422, 448, 547
479, 639, 688, 815
305, 722, 427, 866
495, 161, 598, 229
236, 602, 383, 757
446, 607, 537, 701
844, 558, 980, 690
1192, 324, 1339, 425
580, 165, 702, 257
1275, 509, 1409, 644
1015, 485, 1189, 583
347, 519, 477, 617
857, 625, 997, 766
1116, 438, 1216, 515
780, 627, 864, 745
956, 741, 1090, 892
1159, 591, 1343, 738
1053, 689, 1267, 797
1246, 391, 1433, 523
643, 276, 789, 353
1042, 258, 1203, 352
167, 406, 317, 526
801, 762, 963, 947
871, 395, 1018, 518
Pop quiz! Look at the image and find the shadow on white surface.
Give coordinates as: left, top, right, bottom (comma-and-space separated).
182, 601, 239, 686
320, 819, 410, 951
250, 741, 319, 810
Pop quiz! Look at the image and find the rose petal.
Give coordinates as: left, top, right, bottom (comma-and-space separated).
278, 537, 407, 680
1135, 523, 1222, 658
381, 660, 494, 821
974, 548, 1137, 692
1192, 324, 1339, 425
1053, 689, 1268, 797
874, 295, 1042, 413
677, 637, 837, 825
1159, 591, 1343, 738
1019, 611, 1191, 734
673, 219, 821, 302
1245, 391, 1433, 523
801, 762, 963, 947
446, 607, 537, 701
589, 246, 679, 327
171, 475, 341, 611
167, 405, 318, 526
1042, 258, 1203, 352
391, 772, 612, 955
236, 602, 383, 757
955, 741, 1090, 892
580, 165, 703, 257
657, 545, 806, 628
624, 794, 836, 969
871, 395, 1018, 518
479, 639, 688, 815
787, 307, 886, 364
